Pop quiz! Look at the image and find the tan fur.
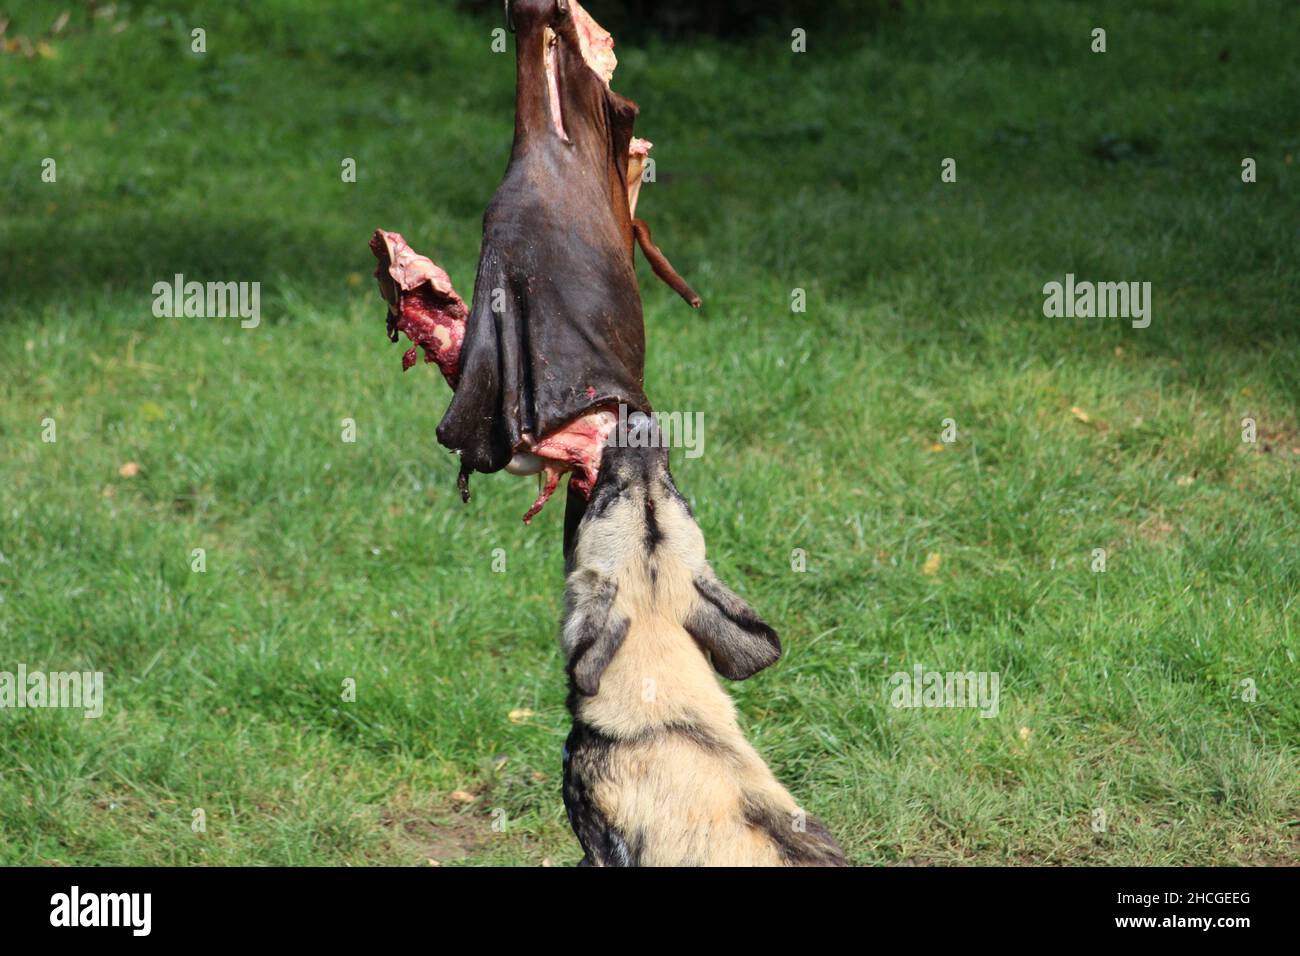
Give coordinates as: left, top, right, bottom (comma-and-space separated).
564, 467, 836, 866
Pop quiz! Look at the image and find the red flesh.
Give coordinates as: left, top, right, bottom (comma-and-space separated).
370, 230, 467, 386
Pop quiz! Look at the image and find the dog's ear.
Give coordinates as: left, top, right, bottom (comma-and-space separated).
562, 570, 629, 696
685, 572, 781, 680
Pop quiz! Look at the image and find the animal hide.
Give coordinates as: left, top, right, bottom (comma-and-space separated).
372, 0, 699, 522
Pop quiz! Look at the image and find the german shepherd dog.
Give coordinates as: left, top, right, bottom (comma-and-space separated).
559, 429, 847, 866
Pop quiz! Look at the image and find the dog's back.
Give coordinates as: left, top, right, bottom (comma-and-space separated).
560, 436, 846, 866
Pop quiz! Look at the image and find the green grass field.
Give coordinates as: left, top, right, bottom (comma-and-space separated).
1, 0, 1296, 865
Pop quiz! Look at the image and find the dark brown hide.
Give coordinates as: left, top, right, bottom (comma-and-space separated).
436, 1, 652, 482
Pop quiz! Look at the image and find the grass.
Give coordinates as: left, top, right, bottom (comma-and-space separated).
0, 0, 1297, 865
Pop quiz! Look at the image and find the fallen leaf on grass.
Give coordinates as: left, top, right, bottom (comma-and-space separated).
118, 462, 140, 478
921, 552, 942, 576
508, 708, 535, 724
449, 790, 476, 804
1070, 406, 1092, 424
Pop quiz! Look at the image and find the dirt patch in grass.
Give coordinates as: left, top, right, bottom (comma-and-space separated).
379, 808, 486, 865
378, 784, 491, 865
1135, 511, 1179, 543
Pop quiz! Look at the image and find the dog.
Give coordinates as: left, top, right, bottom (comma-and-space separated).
559, 425, 847, 866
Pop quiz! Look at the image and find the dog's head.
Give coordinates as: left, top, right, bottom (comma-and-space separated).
561, 416, 781, 695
